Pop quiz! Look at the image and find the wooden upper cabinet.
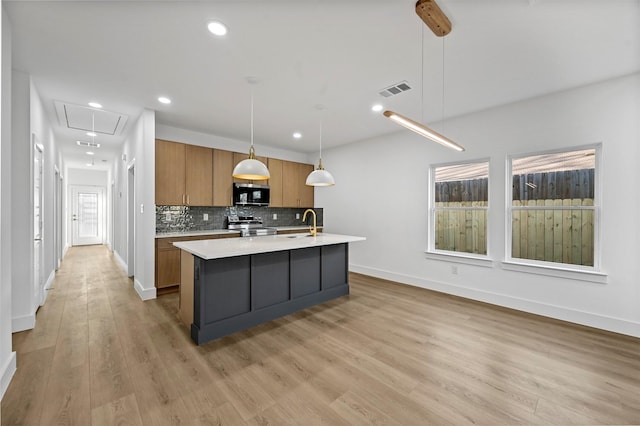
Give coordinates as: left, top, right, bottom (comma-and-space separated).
156, 139, 214, 206
268, 158, 283, 207
281, 160, 314, 207
185, 144, 213, 206
156, 139, 186, 205
298, 163, 315, 208
213, 149, 234, 206
282, 160, 299, 207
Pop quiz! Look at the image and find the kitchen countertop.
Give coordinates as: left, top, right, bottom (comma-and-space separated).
173, 233, 366, 260
155, 226, 318, 239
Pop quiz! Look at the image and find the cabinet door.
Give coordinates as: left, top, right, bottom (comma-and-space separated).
298, 163, 315, 208
268, 158, 283, 207
155, 139, 185, 205
282, 160, 300, 207
213, 149, 233, 206
156, 248, 181, 288
185, 144, 213, 206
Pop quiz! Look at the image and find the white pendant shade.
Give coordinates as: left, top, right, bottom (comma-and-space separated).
306, 114, 335, 187
232, 157, 270, 180
306, 168, 335, 186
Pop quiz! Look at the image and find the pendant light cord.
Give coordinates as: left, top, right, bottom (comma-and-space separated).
441, 36, 445, 133
250, 89, 254, 148
421, 25, 425, 122
319, 119, 323, 160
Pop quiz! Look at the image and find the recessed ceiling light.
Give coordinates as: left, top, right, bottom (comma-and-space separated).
86, 163, 93, 167
158, 96, 171, 104
371, 104, 384, 112
88, 102, 102, 109
86, 151, 94, 155
86, 131, 97, 137
293, 132, 302, 139
207, 21, 228, 36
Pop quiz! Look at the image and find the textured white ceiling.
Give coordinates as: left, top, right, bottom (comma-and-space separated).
5, 0, 640, 171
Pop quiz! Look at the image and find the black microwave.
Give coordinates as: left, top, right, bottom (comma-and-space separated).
233, 183, 270, 206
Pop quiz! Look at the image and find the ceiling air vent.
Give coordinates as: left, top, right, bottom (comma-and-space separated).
76, 140, 101, 148
379, 81, 412, 98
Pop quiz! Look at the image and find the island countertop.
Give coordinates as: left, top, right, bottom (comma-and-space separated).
173, 233, 366, 260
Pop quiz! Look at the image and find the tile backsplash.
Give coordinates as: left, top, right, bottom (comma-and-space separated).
156, 206, 323, 234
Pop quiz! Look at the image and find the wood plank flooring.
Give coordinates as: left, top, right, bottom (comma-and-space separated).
2, 245, 640, 425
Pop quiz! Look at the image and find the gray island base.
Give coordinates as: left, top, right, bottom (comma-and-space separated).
174, 234, 365, 345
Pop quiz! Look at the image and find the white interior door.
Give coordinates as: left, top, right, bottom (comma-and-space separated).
71, 185, 105, 246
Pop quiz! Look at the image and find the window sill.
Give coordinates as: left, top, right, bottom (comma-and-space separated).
501, 260, 608, 283
424, 250, 494, 268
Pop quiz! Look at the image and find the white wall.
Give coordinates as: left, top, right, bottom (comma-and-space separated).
0, 1, 17, 401
10, 71, 61, 332
317, 73, 640, 337
113, 109, 156, 300
10, 70, 33, 332
30, 80, 59, 299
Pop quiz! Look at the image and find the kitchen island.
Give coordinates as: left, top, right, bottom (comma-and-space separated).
174, 233, 365, 345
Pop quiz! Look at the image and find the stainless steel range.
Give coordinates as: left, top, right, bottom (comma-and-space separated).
227, 215, 277, 237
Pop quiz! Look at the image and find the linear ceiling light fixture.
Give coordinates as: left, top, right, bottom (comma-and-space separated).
383, 110, 464, 152
383, 0, 464, 152
232, 77, 270, 180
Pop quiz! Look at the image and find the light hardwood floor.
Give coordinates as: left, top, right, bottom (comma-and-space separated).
2, 245, 640, 425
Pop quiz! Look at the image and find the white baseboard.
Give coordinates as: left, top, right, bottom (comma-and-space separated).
0, 351, 16, 399
12, 313, 35, 333
40, 269, 56, 306
62, 243, 69, 258
113, 250, 127, 273
134, 278, 156, 301
349, 264, 640, 338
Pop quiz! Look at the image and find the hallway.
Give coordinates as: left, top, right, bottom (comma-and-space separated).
2, 246, 640, 425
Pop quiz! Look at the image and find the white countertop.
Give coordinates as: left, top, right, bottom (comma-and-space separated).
173, 233, 366, 260
155, 226, 317, 239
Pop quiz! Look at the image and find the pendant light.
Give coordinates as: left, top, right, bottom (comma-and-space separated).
232, 78, 270, 180
383, 0, 464, 152
306, 106, 335, 187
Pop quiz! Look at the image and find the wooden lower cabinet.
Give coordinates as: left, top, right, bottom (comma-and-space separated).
155, 234, 238, 294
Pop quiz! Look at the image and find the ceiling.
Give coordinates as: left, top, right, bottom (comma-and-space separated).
5, 0, 640, 171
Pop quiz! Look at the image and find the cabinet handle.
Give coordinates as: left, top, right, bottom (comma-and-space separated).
187, 195, 190, 205
182, 194, 185, 204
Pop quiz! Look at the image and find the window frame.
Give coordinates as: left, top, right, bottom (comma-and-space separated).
427, 158, 492, 262
505, 143, 602, 274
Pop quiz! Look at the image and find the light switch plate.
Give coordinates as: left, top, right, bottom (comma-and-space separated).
203, 213, 209, 221
165, 212, 172, 221
272, 213, 277, 220
296, 213, 300, 219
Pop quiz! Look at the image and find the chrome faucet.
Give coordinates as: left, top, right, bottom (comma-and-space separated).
302, 209, 317, 236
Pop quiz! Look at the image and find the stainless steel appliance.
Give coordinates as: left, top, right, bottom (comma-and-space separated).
227, 215, 277, 237
233, 183, 270, 206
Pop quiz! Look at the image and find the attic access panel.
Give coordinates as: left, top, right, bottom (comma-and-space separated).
54, 101, 128, 136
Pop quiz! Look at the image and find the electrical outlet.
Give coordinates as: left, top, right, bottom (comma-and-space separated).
203, 213, 209, 221
272, 213, 277, 220
296, 213, 300, 220
165, 212, 172, 221
451, 265, 458, 275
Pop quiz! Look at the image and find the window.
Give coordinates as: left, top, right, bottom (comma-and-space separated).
508, 146, 599, 269
430, 160, 489, 256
